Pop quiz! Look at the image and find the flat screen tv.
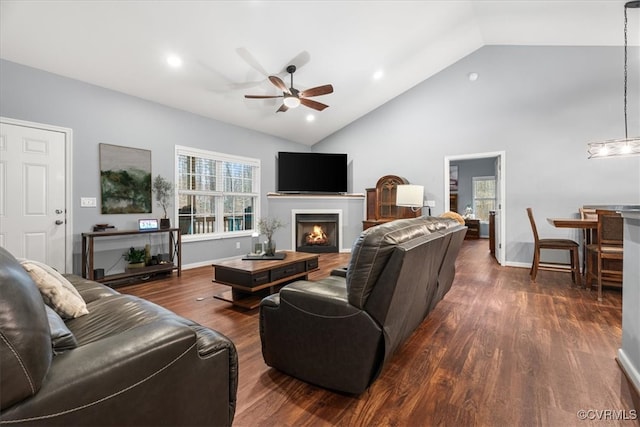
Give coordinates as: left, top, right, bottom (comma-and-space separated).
277, 152, 348, 194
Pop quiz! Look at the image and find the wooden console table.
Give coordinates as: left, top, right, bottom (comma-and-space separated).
212, 251, 319, 309
81, 228, 181, 285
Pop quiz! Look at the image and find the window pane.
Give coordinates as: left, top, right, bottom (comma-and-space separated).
194, 158, 216, 191
177, 155, 192, 190
474, 199, 496, 222
223, 162, 254, 193
177, 194, 216, 235
472, 177, 496, 222
474, 180, 495, 198
223, 195, 255, 231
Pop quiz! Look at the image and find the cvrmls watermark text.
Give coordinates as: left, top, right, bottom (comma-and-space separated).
577, 409, 637, 421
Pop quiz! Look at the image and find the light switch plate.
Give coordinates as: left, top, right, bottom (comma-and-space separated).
81, 197, 97, 208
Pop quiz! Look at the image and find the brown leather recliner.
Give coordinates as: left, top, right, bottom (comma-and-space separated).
259, 217, 466, 394
0, 246, 238, 426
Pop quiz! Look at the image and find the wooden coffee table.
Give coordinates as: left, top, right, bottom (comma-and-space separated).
212, 251, 319, 309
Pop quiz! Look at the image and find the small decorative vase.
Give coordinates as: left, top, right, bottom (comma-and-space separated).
160, 218, 171, 229
265, 238, 276, 256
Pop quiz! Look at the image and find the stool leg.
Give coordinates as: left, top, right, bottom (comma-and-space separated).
597, 255, 603, 302
530, 248, 539, 281
585, 250, 592, 290
572, 247, 581, 287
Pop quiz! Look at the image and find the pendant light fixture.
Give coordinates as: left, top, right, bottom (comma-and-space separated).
587, 1, 640, 159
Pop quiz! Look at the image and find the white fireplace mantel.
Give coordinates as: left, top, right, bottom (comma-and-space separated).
267, 194, 365, 253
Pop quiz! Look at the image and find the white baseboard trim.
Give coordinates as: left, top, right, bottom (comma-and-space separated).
183, 260, 215, 270
617, 348, 640, 396
503, 261, 530, 269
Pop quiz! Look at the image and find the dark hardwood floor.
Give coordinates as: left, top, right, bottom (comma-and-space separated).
118, 240, 638, 426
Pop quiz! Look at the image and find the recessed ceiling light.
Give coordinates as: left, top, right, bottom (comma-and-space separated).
306, 114, 315, 122
372, 69, 384, 80
166, 55, 183, 68
468, 72, 479, 81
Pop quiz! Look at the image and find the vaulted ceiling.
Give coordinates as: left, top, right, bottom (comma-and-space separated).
1, 1, 637, 146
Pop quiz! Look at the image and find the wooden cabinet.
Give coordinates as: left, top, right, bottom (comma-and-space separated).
464, 219, 480, 240
363, 175, 419, 230
81, 228, 181, 286
450, 193, 458, 213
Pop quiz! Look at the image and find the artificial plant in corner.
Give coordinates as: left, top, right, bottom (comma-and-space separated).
152, 175, 174, 228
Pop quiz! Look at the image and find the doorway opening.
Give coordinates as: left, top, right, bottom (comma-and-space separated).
444, 151, 506, 265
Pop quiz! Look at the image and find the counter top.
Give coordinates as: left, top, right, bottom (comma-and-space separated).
583, 204, 640, 211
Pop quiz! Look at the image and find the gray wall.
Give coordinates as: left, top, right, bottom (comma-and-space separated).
313, 45, 640, 267
0, 59, 308, 273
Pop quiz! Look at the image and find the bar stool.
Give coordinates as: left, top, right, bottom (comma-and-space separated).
586, 209, 623, 301
526, 208, 581, 286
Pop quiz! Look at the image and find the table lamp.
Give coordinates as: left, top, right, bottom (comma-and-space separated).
396, 184, 424, 213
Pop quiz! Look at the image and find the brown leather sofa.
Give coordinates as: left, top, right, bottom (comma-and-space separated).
0, 246, 238, 426
260, 217, 466, 394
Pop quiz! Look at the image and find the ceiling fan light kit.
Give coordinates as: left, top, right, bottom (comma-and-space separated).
283, 94, 301, 108
245, 64, 333, 113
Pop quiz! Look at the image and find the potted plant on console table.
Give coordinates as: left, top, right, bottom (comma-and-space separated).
124, 247, 147, 269
257, 217, 284, 257
153, 175, 174, 229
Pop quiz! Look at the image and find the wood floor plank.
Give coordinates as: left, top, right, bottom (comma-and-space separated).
117, 240, 638, 426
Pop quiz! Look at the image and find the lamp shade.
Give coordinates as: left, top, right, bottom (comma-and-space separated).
396, 184, 424, 208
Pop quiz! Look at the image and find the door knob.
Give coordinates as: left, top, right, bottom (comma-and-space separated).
55, 220, 64, 225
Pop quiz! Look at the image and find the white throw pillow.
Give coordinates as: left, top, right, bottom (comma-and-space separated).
19, 259, 89, 319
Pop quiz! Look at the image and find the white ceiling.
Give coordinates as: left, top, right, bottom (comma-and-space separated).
1, 1, 637, 146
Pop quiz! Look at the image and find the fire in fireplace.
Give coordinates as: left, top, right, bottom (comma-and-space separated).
305, 225, 328, 245
295, 213, 339, 253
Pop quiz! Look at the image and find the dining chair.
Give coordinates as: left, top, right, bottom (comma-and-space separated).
586, 209, 623, 301
526, 208, 581, 286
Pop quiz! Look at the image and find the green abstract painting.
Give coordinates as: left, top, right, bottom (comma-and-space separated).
99, 143, 152, 214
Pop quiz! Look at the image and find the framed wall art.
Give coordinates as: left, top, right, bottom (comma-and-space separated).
450, 165, 459, 192
99, 143, 152, 214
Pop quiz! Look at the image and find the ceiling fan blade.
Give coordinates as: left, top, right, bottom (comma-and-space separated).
300, 84, 334, 98
276, 104, 289, 113
300, 98, 329, 111
269, 76, 290, 94
235, 47, 269, 77
245, 95, 283, 99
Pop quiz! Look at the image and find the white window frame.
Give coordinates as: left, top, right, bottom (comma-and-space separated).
175, 145, 260, 242
472, 175, 496, 222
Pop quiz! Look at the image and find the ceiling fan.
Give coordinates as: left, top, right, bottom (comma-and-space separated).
244, 65, 333, 113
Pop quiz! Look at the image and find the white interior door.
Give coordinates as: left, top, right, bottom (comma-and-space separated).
494, 155, 503, 264
0, 121, 68, 271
